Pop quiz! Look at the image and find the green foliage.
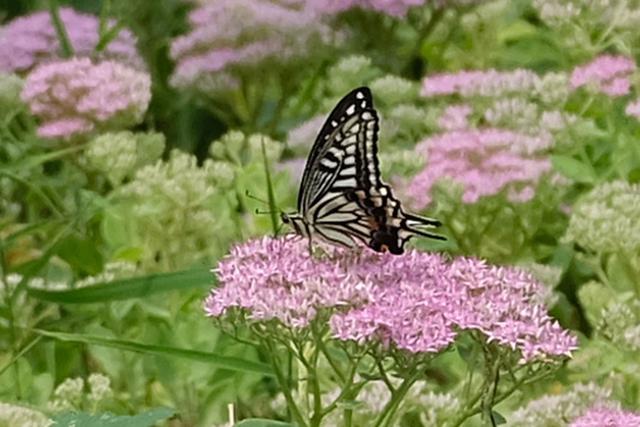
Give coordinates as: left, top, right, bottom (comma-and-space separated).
51, 407, 174, 427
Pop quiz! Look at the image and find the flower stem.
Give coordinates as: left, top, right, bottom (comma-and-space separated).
373, 369, 419, 427
48, 0, 74, 58
264, 338, 308, 427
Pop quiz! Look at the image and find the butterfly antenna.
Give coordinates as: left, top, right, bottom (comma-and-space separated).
245, 190, 268, 205
255, 208, 277, 215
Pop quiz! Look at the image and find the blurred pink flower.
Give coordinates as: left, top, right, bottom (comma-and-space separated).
422, 69, 540, 97
407, 129, 552, 208
570, 55, 636, 97
437, 104, 472, 130
570, 406, 640, 427
21, 57, 151, 140
169, 0, 338, 92
625, 99, 640, 119
310, 0, 424, 16
0, 7, 144, 73
205, 236, 577, 362
287, 114, 326, 150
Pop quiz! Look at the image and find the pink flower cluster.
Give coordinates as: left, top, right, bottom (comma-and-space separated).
422, 69, 540, 97
0, 7, 144, 73
437, 104, 473, 130
626, 99, 640, 120
310, 0, 425, 16
205, 236, 577, 362
570, 55, 636, 97
570, 406, 640, 427
407, 129, 552, 208
169, 0, 336, 92
21, 58, 151, 140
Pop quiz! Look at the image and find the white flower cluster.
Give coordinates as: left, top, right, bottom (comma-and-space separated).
597, 299, 640, 351
83, 131, 166, 186
0, 403, 51, 427
564, 181, 640, 254
48, 374, 112, 412
509, 382, 616, 427
117, 150, 239, 269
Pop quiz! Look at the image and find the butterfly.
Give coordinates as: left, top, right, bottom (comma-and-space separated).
281, 87, 444, 255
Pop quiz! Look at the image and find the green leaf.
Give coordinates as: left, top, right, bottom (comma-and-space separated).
606, 253, 637, 293
497, 20, 537, 44
492, 411, 507, 425
54, 235, 104, 275
551, 155, 596, 183
27, 267, 213, 304
235, 420, 295, 427
52, 407, 174, 427
35, 329, 273, 376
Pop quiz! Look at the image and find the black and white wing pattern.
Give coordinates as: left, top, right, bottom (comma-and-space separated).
293, 86, 444, 255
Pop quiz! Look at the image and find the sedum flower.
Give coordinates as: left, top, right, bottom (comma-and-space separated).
564, 181, 640, 254
570, 55, 636, 97
510, 382, 615, 427
625, 99, 640, 120
84, 131, 165, 186
406, 129, 552, 208
287, 114, 326, 153
116, 150, 238, 269
369, 75, 418, 106
169, 0, 337, 94
48, 377, 84, 411
597, 299, 640, 351
309, 0, 426, 17
0, 403, 51, 427
535, 71, 571, 105
324, 56, 381, 99
205, 236, 577, 362
0, 7, 143, 73
0, 73, 25, 122
421, 69, 541, 98
87, 373, 112, 404
21, 58, 151, 140
570, 406, 640, 427
437, 104, 472, 131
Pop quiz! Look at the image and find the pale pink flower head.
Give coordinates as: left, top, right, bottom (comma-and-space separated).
205, 236, 577, 362
407, 129, 552, 208
21, 57, 151, 140
625, 99, 640, 120
570, 406, 640, 427
309, 0, 424, 16
422, 69, 540, 98
570, 55, 636, 97
0, 7, 144, 73
437, 104, 473, 130
169, 0, 338, 93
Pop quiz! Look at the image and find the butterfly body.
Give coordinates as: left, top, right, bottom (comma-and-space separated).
283, 87, 444, 255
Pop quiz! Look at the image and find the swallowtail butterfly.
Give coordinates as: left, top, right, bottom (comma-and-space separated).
282, 87, 444, 255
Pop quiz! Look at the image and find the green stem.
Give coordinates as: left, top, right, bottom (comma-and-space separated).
261, 138, 280, 235
48, 0, 74, 58
373, 370, 419, 427
480, 354, 500, 427
264, 338, 308, 427
0, 246, 22, 399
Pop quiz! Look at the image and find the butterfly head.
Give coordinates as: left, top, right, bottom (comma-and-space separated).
281, 212, 310, 238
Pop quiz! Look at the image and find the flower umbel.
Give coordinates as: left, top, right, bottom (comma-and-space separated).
570, 406, 640, 427
0, 7, 144, 73
21, 58, 151, 140
205, 236, 577, 362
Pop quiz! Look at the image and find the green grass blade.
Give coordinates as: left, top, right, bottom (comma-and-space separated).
35, 329, 273, 376
27, 267, 213, 304
261, 138, 280, 236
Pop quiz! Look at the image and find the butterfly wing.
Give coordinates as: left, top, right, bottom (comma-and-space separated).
297, 87, 444, 253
